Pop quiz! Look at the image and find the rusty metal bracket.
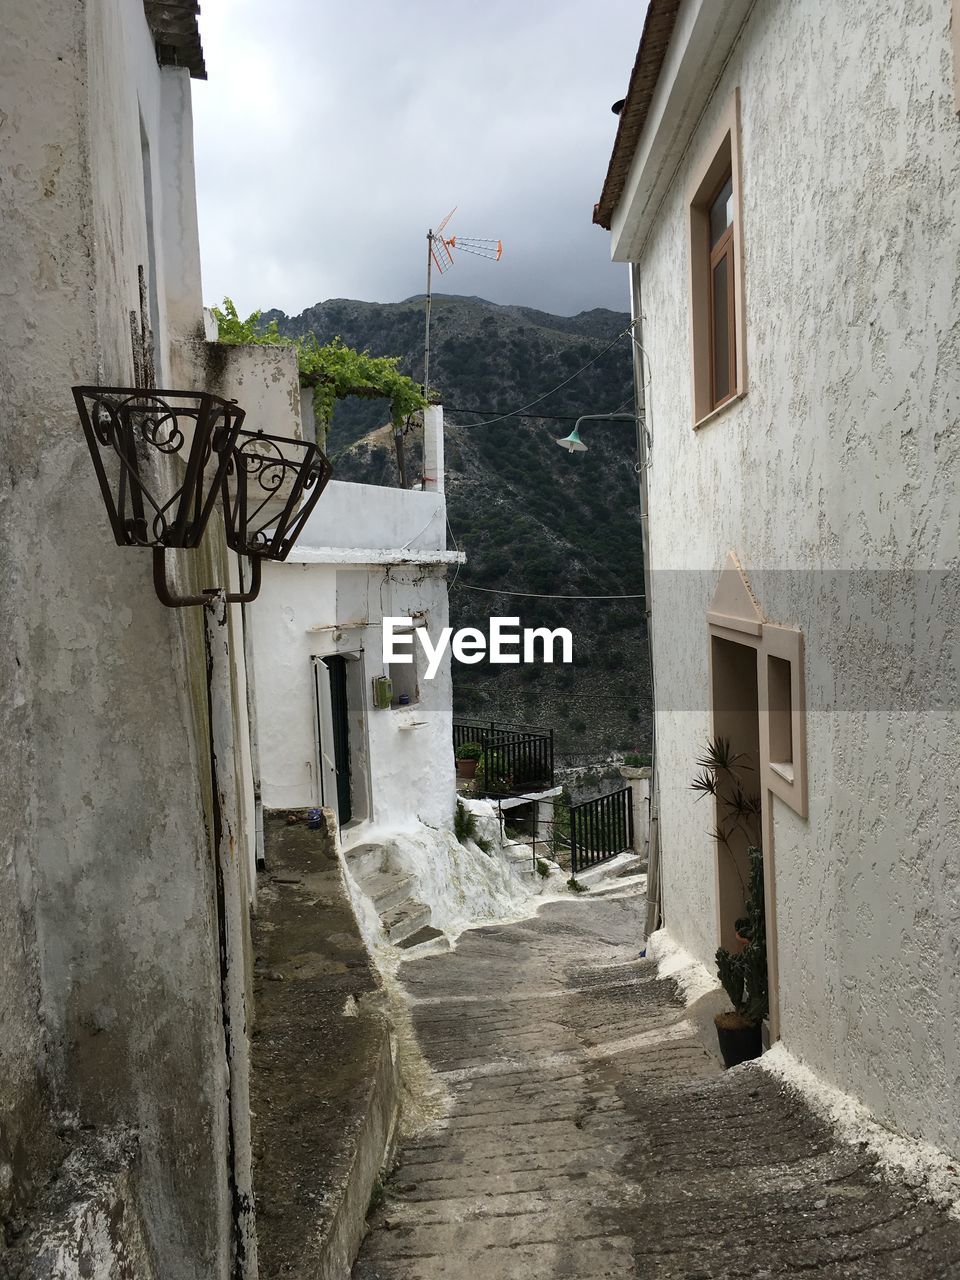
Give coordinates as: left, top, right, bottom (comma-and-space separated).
152, 548, 262, 608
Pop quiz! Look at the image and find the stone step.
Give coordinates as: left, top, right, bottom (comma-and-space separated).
382, 898, 432, 945
342, 840, 390, 881
573, 851, 642, 888
397, 925, 447, 952
357, 869, 417, 914
588, 872, 648, 898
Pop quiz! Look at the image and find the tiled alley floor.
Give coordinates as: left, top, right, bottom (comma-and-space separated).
354, 884, 960, 1279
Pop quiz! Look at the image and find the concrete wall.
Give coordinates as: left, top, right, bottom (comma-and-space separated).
249, 553, 457, 835
615, 0, 960, 1156
297, 480, 448, 554
0, 1, 262, 1273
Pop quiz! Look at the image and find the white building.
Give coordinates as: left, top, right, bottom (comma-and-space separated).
250, 408, 463, 843
0, 2, 310, 1274
596, 0, 960, 1160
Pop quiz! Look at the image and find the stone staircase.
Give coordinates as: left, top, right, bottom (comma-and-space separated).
344, 841, 443, 949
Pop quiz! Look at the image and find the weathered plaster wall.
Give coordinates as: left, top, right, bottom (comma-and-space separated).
298, 480, 448, 554
249, 553, 457, 833
0, 1, 251, 1273
629, 0, 960, 1154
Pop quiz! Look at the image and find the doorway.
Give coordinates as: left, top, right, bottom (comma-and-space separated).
710, 635, 763, 954
313, 653, 370, 829
325, 655, 352, 824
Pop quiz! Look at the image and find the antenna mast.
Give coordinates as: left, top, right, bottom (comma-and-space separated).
423, 208, 502, 402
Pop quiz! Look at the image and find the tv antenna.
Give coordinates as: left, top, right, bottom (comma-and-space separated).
423, 208, 502, 401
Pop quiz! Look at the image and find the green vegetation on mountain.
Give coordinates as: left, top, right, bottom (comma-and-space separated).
262, 293, 651, 764
210, 298, 425, 431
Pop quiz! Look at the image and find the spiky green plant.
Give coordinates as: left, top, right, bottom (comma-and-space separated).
715, 846, 768, 1024
690, 737, 762, 891
454, 799, 478, 846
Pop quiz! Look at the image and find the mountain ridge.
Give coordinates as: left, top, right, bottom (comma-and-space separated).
264, 294, 651, 764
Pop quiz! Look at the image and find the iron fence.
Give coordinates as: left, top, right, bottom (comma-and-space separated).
453, 720, 554, 797
570, 786, 633, 874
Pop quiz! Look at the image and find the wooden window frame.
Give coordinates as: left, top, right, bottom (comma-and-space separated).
687, 89, 747, 428
707, 176, 737, 410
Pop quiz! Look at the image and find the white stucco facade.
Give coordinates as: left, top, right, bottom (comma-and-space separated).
0, 2, 307, 1274
606, 0, 960, 1159
249, 473, 463, 842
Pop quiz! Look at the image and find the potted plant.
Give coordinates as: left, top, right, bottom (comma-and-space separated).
714, 846, 767, 1067
455, 741, 483, 780
473, 749, 513, 797
691, 738, 767, 1067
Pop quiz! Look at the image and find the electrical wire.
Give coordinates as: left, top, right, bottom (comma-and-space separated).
453, 582, 644, 601
447, 394, 637, 425
445, 514, 462, 592
444, 321, 637, 428
447, 406, 614, 423
399, 503, 445, 550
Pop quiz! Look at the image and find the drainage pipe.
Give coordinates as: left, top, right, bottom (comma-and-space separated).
204, 592, 258, 1278
629, 267, 662, 939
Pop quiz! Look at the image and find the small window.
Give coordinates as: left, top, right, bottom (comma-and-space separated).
388, 657, 418, 707
709, 175, 736, 405
687, 91, 745, 425
767, 654, 793, 776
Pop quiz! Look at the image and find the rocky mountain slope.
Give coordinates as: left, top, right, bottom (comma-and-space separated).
264, 294, 651, 764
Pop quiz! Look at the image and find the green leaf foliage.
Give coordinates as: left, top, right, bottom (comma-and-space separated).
714, 847, 768, 1023
209, 298, 425, 433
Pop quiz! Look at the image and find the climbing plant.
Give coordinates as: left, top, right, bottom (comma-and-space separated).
209, 298, 425, 433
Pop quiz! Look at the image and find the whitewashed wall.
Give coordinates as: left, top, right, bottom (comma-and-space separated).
619, 0, 960, 1157
249, 555, 457, 833
0, 1, 266, 1273
297, 479, 448, 553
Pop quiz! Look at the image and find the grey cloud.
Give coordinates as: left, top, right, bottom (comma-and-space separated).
192, 0, 643, 319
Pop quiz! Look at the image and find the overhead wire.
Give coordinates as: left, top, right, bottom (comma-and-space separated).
453, 583, 644, 602
442, 320, 637, 428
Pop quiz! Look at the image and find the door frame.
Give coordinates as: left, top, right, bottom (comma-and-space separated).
312, 649, 372, 831
706, 554, 807, 1044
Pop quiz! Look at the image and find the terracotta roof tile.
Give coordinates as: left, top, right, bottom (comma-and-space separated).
593, 0, 681, 230
143, 0, 206, 80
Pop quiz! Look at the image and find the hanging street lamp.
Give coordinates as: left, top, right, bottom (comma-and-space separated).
555, 412, 637, 453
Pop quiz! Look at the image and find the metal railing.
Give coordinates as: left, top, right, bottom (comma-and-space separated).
453, 720, 554, 797
570, 786, 633, 874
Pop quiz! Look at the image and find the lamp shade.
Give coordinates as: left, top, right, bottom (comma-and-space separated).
556, 426, 587, 453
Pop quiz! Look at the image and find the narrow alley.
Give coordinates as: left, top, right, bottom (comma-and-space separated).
355, 884, 960, 1280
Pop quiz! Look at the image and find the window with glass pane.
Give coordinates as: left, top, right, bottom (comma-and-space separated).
709, 177, 733, 248
708, 169, 736, 408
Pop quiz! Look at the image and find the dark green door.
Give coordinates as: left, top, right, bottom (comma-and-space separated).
324, 656, 352, 824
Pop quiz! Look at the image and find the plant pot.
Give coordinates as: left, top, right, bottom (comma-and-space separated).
714, 1013, 762, 1069
456, 759, 478, 780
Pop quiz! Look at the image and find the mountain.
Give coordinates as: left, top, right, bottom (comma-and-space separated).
264, 294, 651, 766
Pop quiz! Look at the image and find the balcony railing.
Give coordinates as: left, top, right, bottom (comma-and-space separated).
453, 720, 555, 798
570, 786, 633, 874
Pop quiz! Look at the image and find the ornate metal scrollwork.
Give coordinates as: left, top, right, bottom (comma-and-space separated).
221, 429, 333, 563
72, 387, 246, 549
73, 389, 333, 606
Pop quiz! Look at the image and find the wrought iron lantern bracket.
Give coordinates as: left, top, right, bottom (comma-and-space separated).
73, 386, 333, 610
152, 548, 262, 609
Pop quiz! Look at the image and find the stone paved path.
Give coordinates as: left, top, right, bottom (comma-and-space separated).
354, 885, 960, 1279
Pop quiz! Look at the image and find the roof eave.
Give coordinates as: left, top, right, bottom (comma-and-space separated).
143, 0, 207, 80
593, 0, 682, 231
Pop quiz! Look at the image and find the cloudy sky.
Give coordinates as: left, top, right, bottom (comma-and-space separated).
192, 1, 644, 320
